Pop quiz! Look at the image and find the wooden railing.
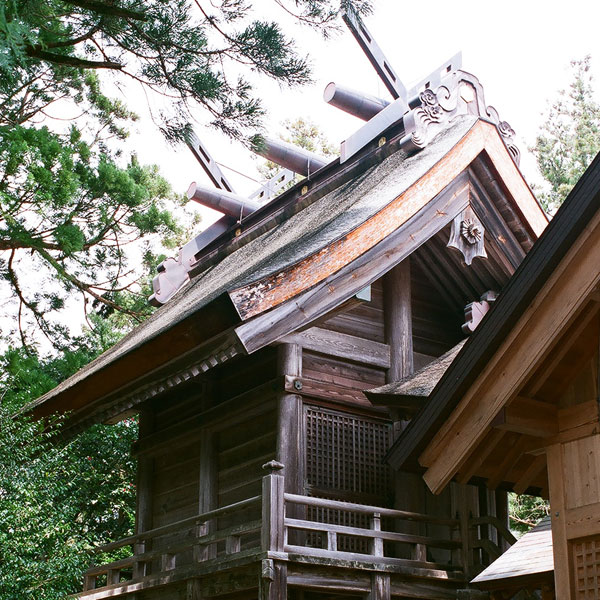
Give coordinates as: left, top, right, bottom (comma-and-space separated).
281, 494, 461, 567
82, 461, 465, 593
470, 514, 517, 563
83, 495, 262, 591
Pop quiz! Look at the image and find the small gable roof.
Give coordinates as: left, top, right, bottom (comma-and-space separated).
471, 517, 553, 590
365, 340, 466, 416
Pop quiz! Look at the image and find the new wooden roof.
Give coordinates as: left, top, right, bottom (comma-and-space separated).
387, 149, 600, 494
25, 115, 546, 432
471, 517, 553, 590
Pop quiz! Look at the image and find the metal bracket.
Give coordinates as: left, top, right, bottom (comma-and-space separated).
250, 168, 296, 203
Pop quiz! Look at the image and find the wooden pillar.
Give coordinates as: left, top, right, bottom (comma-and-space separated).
136, 408, 154, 536
187, 578, 203, 600
260, 559, 287, 600
384, 260, 421, 562
134, 408, 154, 578
494, 489, 510, 553
383, 259, 413, 383
451, 482, 475, 578
195, 429, 217, 561
546, 442, 573, 599
276, 343, 303, 494
368, 574, 390, 600
261, 463, 287, 600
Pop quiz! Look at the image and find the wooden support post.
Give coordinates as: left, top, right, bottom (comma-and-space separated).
196, 429, 217, 562
326, 530, 337, 551
187, 578, 203, 600
369, 574, 391, 600
385, 260, 423, 562
83, 574, 96, 591
132, 544, 146, 579
107, 569, 120, 586
277, 343, 303, 546
546, 443, 572, 600
133, 408, 154, 580
451, 483, 474, 578
494, 490, 510, 553
260, 559, 287, 600
276, 344, 303, 494
370, 512, 384, 557
262, 461, 285, 553
383, 259, 413, 383
136, 408, 154, 537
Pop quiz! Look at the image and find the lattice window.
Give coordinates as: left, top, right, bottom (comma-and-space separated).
304, 406, 392, 552
572, 536, 600, 599
305, 406, 392, 498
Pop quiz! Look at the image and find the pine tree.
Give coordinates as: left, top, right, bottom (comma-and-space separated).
532, 56, 600, 214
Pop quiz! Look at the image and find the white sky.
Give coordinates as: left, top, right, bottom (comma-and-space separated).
118, 0, 600, 229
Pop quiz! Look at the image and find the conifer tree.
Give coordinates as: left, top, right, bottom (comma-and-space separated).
532, 56, 600, 214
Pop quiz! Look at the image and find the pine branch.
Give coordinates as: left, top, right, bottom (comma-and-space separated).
25, 47, 123, 69
61, 0, 148, 21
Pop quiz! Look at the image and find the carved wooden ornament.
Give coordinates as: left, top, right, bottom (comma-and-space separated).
462, 290, 498, 334
447, 205, 487, 266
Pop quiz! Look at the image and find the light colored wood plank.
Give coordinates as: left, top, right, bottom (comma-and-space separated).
513, 454, 547, 495
558, 400, 600, 432
492, 397, 558, 438
546, 443, 571, 599
527, 306, 600, 396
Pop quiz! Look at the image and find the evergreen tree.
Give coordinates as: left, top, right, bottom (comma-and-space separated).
532, 56, 600, 214
0, 0, 372, 142
0, 0, 370, 348
0, 333, 137, 599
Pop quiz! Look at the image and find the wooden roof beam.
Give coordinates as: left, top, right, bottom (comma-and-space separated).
525, 301, 600, 397
486, 435, 531, 490
229, 120, 545, 323
491, 396, 558, 438
234, 171, 474, 355
513, 454, 547, 495
456, 428, 506, 485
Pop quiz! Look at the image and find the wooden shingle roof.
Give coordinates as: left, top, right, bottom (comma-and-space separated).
471, 517, 553, 590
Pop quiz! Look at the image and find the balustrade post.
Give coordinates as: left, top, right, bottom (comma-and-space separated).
107, 568, 121, 585
133, 541, 147, 578
369, 512, 384, 557
83, 574, 96, 591
262, 461, 285, 553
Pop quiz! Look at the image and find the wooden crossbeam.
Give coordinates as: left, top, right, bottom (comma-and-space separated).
513, 453, 546, 495
491, 396, 558, 438
456, 428, 507, 485
278, 326, 390, 369
486, 435, 530, 490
